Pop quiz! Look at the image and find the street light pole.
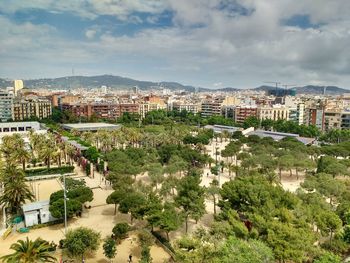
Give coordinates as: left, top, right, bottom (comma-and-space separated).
63, 174, 68, 235
37, 183, 40, 201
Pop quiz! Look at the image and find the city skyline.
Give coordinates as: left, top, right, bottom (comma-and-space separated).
1, 1, 350, 89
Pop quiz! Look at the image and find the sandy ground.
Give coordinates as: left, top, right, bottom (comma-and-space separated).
0, 165, 171, 262
1, 204, 170, 262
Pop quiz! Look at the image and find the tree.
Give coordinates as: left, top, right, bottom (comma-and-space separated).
106, 189, 126, 215
175, 171, 205, 233
103, 237, 116, 262
160, 175, 179, 197
159, 202, 183, 240
140, 245, 152, 263
49, 183, 93, 219
243, 116, 260, 129
0, 165, 34, 213
1, 237, 56, 263
266, 221, 316, 263
317, 211, 342, 245
118, 191, 147, 224
64, 227, 101, 262
206, 179, 220, 215
147, 162, 164, 190
314, 252, 342, 263
112, 223, 130, 241
216, 236, 274, 263
138, 231, 154, 263
38, 134, 57, 169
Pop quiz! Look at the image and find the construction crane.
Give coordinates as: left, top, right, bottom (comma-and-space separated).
264, 81, 281, 95
281, 84, 297, 96
281, 84, 297, 89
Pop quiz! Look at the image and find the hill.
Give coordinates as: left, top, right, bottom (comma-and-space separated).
0, 75, 196, 92
255, 85, 349, 95
0, 75, 349, 94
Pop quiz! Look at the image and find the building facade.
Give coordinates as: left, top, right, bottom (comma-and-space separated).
258, 105, 289, 121
12, 99, 52, 121
235, 106, 258, 124
0, 90, 14, 121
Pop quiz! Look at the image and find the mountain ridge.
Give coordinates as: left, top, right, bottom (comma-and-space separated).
0, 75, 348, 94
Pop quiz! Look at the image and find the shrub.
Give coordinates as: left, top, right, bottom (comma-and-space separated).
25, 166, 74, 177
112, 223, 130, 240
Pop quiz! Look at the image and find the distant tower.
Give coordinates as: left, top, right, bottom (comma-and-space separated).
14, 80, 24, 96
323, 86, 327, 95
133, 86, 139, 94
101, 85, 107, 93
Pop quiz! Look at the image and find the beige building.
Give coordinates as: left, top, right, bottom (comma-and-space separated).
12, 99, 52, 121
14, 80, 24, 96
258, 105, 289, 121
139, 102, 166, 119
324, 109, 342, 131
172, 102, 200, 114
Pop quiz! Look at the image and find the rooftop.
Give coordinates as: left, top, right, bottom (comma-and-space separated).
204, 124, 242, 134
22, 200, 50, 212
247, 129, 315, 145
61, 123, 121, 132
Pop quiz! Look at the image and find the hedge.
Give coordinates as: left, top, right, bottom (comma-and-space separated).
25, 166, 75, 177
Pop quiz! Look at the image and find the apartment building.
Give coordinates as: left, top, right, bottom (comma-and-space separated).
324, 110, 342, 131
305, 108, 325, 130
201, 96, 239, 117
12, 99, 52, 121
0, 90, 14, 121
201, 98, 222, 117
61, 102, 139, 119
172, 102, 200, 114
235, 106, 258, 124
341, 111, 350, 129
117, 103, 139, 117
296, 103, 305, 125
139, 103, 166, 119
258, 105, 289, 121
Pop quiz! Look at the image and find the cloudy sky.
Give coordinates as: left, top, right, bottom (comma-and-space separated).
1, 0, 350, 89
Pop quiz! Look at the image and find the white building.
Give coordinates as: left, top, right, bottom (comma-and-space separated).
22, 200, 56, 227
0, 121, 47, 143
0, 90, 14, 122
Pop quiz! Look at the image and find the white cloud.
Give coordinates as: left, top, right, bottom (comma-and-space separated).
1, 0, 350, 88
85, 29, 97, 39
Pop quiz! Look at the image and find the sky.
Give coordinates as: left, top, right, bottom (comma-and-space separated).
1, 0, 350, 89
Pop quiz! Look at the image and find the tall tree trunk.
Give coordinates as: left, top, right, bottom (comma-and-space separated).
279, 168, 282, 180
22, 160, 25, 171
185, 214, 189, 233
114, 204, 117, 215
213, 196, 216, 215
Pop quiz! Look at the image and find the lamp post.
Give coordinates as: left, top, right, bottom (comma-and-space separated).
215, 146, 219, 165
37, 183, 40, 201
216, 164, 222, 187
63, 174, 68, 235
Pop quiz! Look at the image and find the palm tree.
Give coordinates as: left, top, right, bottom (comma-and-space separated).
0, 165, 34, 213
38, 135, 57, 169
66, 144, 77, 165
1, 237, 56, 263
1, 135, 18, 164
15, 147, 31, 171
